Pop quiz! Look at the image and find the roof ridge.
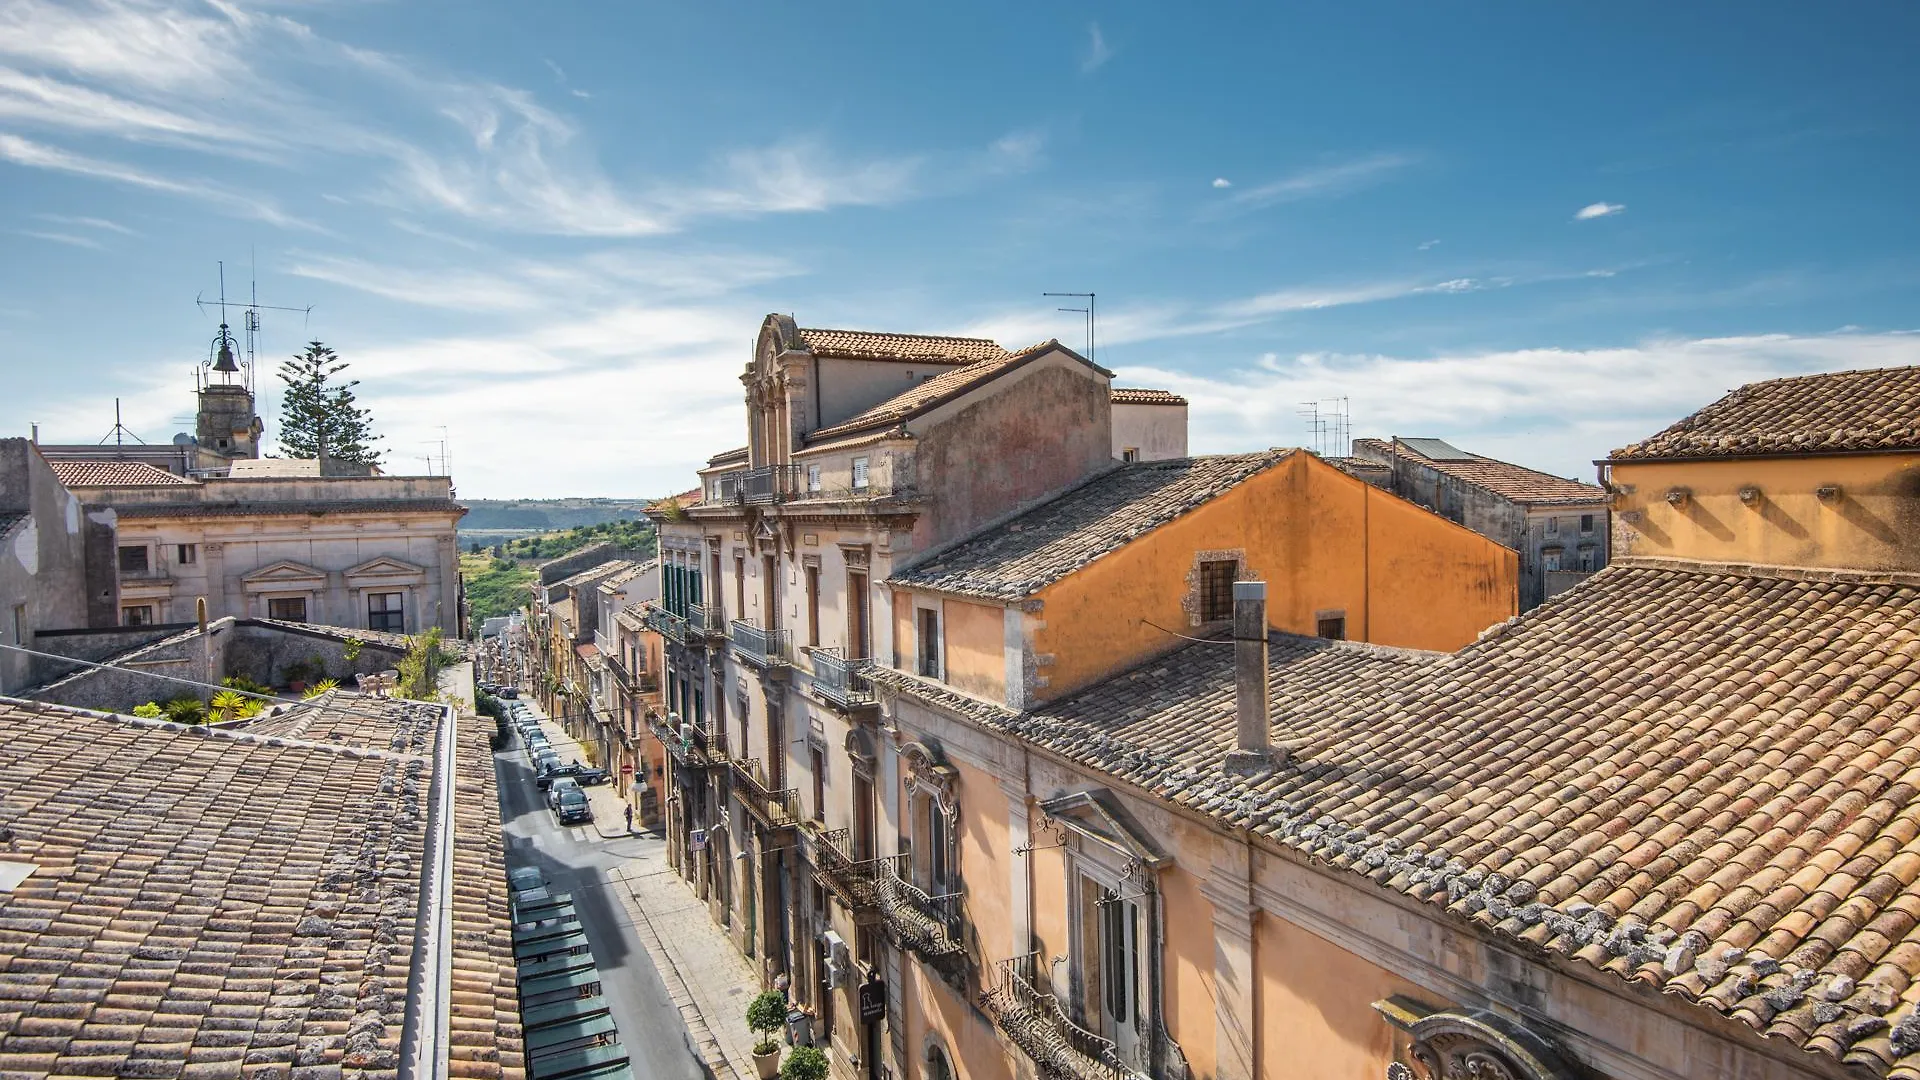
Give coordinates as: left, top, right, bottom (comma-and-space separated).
0, 693, 422, 759
797, 325, 1003, 345
1607, 554, 1920, 588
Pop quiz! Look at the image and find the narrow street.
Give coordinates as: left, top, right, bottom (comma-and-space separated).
495, 699, 708, 1080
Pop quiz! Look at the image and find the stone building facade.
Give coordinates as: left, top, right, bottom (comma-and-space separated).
0, 439, 120, 693
1344, 436, 1612, 609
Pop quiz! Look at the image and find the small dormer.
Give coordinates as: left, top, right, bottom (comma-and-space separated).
1603, 365, 1920, 572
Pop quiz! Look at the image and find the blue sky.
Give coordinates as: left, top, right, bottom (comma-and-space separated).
3, 1, 1918, 497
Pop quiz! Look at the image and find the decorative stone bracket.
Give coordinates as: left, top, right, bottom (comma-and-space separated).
1372, 997, 1576, 1080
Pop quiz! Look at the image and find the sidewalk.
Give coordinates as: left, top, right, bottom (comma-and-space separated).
610, 858, 763, 1080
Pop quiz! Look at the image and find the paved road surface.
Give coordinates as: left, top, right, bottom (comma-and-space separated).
495, 731, 706, 1080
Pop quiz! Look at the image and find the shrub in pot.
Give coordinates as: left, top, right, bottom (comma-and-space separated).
781, 1046, 828, 1080
747, 990, 787, 1079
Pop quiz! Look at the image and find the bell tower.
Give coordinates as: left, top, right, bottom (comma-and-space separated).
196, 321, 263, 460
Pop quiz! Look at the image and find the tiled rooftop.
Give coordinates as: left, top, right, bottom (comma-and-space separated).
889, 452, 1291, 601
552, 560, 634, 591
1354, 437, 1607, 506
233, 690, 438, 752
0, 694, 520, 1080
883, 559, 1920, 1077
47, 460, 192, 487
1110, 387, 1188, 406
1610, 364, 1920, 461
804, 340, 1063, 445
646, 488, 704, 514
795, 327, 1008, 365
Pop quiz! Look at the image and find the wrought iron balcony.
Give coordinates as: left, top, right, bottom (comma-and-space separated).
648, 713, 720, 769
643, 605, 687, 646
686, 602, 725, 640
811, 828, 886, 916
729, 758, 799, 830
738, 465, 804, 505
877, 857, 965, 962
808, 648, 874, 710
729, 620, 791, 669
982, 954, 1144, 1080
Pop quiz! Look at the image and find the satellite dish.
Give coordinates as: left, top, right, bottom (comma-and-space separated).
173, 433, 197, 447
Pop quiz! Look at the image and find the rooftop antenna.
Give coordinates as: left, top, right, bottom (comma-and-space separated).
1043, 291, 1096, 363
98, 398, 145, 448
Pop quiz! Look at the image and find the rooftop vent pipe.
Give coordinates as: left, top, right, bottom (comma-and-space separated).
1224, 581, 1277, 777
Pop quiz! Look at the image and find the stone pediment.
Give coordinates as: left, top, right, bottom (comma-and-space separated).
345, 556, 427, 582
240, 560, 326, 586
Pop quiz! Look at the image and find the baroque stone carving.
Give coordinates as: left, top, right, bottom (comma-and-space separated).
1399, 1010, 1574, 1080
900, 739, 959, 828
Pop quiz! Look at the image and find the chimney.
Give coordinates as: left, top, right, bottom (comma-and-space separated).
1224, 581, 1276, 777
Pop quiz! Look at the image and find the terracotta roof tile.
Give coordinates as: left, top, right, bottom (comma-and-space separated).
889, 452, 1292, 600
880, 559, 1920, 1076
47, 461, 192, 488
0, 695, 515, 1080
1354, 438, 1607, 505
1612, 365, 1920, 461
1110, 387, 1187, 406
794, 327, 1007, 365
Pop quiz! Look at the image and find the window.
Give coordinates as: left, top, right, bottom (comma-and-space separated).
1580, 514, 1595, 534
807, 464, 821, 492
810, 744, 827, 821
851, 456, 870, 490
267, 596, 308, 622
10, 604, 24, 646
766, 703, 786, 790
1121, 447, 1140, 463
1316, 614, 1346, 640
117, 545, 148, 574
1545, 517, 1560, 537
846, 569, 870, 659
734, 553, 746, 625
1198, 559, 1237, 621
916, 607, 942, 678
1542, 550, 1563, 572
1578, 546, 1597, 572
762, 554, 779, 631
122, 605, 154, 626
1084, 879, 1140, 1035
805, 565, 821, 647
175, 544, 197, 566
367, 591, 405, 632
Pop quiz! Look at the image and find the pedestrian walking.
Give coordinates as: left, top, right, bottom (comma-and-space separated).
624, 803, 634, 834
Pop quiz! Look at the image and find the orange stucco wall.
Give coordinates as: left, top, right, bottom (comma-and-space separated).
1255, 911, 1433, 1080
892, 589, 913, 669
1157, 865, 1218, 1080
1610, 453, 1920, 571
1031, 453, 1518, 701
951, 756, 1013, 964
902, 950, 1015, 1080
940, 598, 1006, 700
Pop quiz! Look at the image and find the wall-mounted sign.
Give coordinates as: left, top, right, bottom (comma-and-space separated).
690, 828, 708, 852
858, 978, 886, 1023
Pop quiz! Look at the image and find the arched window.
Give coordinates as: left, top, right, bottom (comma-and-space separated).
923, 1040, 953, 1080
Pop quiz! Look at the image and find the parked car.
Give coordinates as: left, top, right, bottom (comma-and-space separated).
534, 757, 574, 790
549, 779, 591, 824
507, 865, 550, 906
537, 760, 611, 788
574, 766, 611, 786
499, 687, 520, 699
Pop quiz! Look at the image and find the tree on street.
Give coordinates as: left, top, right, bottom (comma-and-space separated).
276, 341, 382, 465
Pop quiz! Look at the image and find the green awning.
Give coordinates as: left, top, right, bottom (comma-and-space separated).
516, 951, 598, 983
524, 1013, 617, 1055
529, 1044, 634, 1080
522, 995, 611, 1032
514, 929, 590, 962
520, 966, 604, 1004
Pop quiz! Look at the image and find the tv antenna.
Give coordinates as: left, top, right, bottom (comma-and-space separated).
195, 259, 313, 395
1043, 291, 1095, 363
1297, 397, 1351, 456
98, 398, 145, 449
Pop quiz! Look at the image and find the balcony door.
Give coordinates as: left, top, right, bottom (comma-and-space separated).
1079, 875, 1143, 1065
766, 700, 786, 790
762, 554, 780, 631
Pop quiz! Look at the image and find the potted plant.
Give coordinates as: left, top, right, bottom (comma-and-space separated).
747, 990, 787, 1079
283, 659, 312, 693
780, 1046, 828, 1080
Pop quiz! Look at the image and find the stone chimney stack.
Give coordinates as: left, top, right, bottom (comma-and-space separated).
1225, 581, 1276, 776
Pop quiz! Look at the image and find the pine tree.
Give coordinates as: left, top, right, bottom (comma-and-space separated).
276, 342, 382, 466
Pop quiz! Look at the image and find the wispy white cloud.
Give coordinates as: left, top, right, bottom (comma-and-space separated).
1417, 238, 1440, 250
1115, 330, 1920, 478
1211, 177, 1231, 189
1575, 201, 1625, 220
1081, 23, 1113, 73
1208, 153, 1414, 215
16, 228, 102, 249
36, 211, 132, 233
0, 131, 308, 227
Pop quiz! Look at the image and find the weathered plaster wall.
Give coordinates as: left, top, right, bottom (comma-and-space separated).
28, 624, 186, 685
29, 624, 227, 711
1610, 453, 1920, 571
1029, 454, 1516, 703
0, 439, 113, 694
908, 354, 1113, 552
1254, 905, 1427, 1080
1111, 403, 1188, 462
1157, 863, 1219, 1080
814, 357, 969, 432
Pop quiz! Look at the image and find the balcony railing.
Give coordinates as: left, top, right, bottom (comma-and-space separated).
877, 858, 965, 961
741, 465, 804, 505
644, 605, 687, 646
729, 620, 791, 669
808, 648, 874, 710
729, 758, 799, 829
687, 602, 724, 640
982, 954, 1144, 1080
812, 829, 885, 915
649, 713, 718, 769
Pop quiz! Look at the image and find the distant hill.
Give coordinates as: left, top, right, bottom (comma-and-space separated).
458, 498, 658, 547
